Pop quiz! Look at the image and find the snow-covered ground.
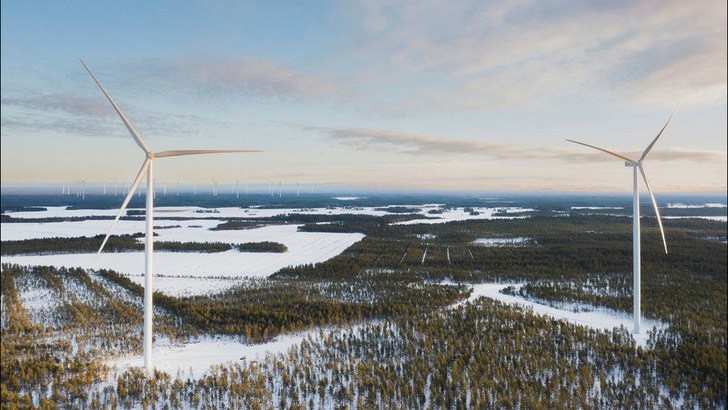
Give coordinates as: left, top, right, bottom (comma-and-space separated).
461, 283, 662, 347
4, 204, 534, 222
111, 333, 313, 377
667, 203, 727, 208
394, 207, 534, 225
110, 282, 660, 376
571, 206, 625, 210
663, 216, 727, 222
2, 224, 364, 296
472, 237, 532, 246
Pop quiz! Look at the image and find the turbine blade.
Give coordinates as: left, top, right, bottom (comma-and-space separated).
640, 105, 679, 163
97, 159, 151, 254
80, 60, 151, 154
154, 149, 263, 158
638, 165, 668, 254
566, 139, 636, 163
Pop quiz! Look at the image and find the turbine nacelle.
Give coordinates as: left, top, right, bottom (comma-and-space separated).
567, 106, 678, 255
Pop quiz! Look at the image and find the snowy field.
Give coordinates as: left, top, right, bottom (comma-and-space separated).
2, 223, 364, 296
110, 333, 315, 378
109, 282, 659, 376
1, 204, 534, 295
3, 204, 534, 223
663, 216, 728, 222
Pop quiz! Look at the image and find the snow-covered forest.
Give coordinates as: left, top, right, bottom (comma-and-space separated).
1, 194, 726, 408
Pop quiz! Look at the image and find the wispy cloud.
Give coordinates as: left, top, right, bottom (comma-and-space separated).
340, 0, 727, 111
171, 58, 355, 101
308, 125, 726, 163
1, 92, 115, 118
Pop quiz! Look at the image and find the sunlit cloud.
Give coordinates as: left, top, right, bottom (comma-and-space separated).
310, 125, 726, 163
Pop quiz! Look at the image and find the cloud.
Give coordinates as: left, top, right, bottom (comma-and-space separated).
1, 93, 115, 118
1, 88, 222, 139
171, 57, 354, 101
0, 112, 119, 138
340, 0, 727, 111
309, 125, 726, 163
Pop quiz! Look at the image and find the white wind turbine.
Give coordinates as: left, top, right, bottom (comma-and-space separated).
82, 60, 261, 371
567, 107, 677, 334
81, 177, 89, 199
212, 178, 218, 196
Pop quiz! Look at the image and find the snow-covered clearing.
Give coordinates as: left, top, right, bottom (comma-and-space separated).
571, 206, 624, 210
111, 333, 312, 377
663, 216, 727, 222
461, 283, 662, 347
108, 282, 661, 376
395, 206, 534, 225
472, 237, 532, 246
667, 203, 727, 208
2, 224, 364, 296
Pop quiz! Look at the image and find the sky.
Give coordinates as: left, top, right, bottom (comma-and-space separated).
1, 0, 726, 193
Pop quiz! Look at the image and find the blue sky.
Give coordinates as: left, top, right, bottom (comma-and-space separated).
2, 0, 726, 193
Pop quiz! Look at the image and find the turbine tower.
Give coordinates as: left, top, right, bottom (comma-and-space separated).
212, 178, 218, 197
567, 107, 676, 334
82, 60, 261, 371
81, 177, 88, 199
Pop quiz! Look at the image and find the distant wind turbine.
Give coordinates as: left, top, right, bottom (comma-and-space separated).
567, 106, 677, 334
82, 60, 261, 371
81, 177, 88, 199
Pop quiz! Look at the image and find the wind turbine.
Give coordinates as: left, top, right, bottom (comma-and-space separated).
176, 178, 180, 196
81, 177, 88, 199
236, 178, 240, 198
82, 60, 261, 371
567, 107, 677, 334
212, 178, 218, 196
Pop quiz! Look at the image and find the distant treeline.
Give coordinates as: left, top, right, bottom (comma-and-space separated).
1, 235, 287, 255
214, 213, 429, 232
